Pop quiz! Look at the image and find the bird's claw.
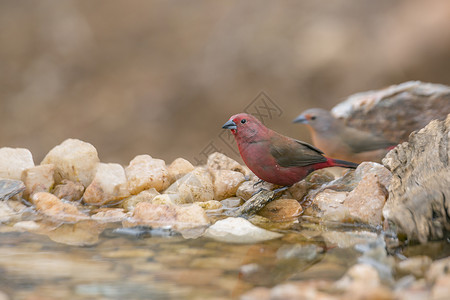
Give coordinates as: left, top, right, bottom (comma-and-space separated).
272, 186, 289, 195
251, 187, 266, 197
253, 179, 265, 189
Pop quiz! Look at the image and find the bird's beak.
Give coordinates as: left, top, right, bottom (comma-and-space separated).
293, 114, 308, 124
222, 120, 237, 130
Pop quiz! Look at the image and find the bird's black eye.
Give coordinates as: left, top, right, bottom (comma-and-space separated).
310, 116, 317, 120
241, 119, 247, 124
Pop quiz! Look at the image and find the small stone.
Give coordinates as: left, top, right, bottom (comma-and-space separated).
204, 217, 282, 243
13, 220, 41, 232
167, 158, 194, 182
41, 139, 100, 187
426, 257, 450, 284
322, 230, 378, 248
21, 164, 55, 200
430, 274, 450, 300
52, 179, 85, 202
396, 256, 432, 278
335, 263, 393, 300
125, 155, 170, 194
0, 201, 22, 223
83, 163, 129, 206
257, 199, 302, 222
173, 204, 210, 232
151, 194, 179, 205
32, 192, 89, 222
45, 220, 105, 246
305, 189, 350, 222
0, 179, 25, 201
194, 200, 223, 210
131, 202, 176, 226
120, 188, 160, 212
343, 173, 388, 226
91, 208, 127, 223
240, 287, 271, 300
270, 281, 335, 300
164, 167, 214, 203
207, 152, 246, 174
130, 202, 209, 231
210, 169, 245, 200
221, 197, 243, 208
0, 147, 34, 180
236, 179, 276, 201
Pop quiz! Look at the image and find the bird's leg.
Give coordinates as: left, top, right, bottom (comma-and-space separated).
251, 187, 266, 196
253, 179, 265, 189
272, 186, 290, 195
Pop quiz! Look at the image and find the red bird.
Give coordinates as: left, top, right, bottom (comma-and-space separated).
222, 113, 358, 186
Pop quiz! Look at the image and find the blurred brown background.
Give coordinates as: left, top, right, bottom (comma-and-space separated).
1, 0, 450, 165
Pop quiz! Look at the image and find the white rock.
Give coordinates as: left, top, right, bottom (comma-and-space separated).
125, 155, 170, 194
21, 164, 55, 200
41, 139, 99, 187
204, 217, 282, 244
164, 167, 214, 203
83, 163, 129, 206
168, 158, 195, 182
0, 147, 34, 180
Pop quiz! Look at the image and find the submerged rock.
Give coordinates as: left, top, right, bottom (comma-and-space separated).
0, 179, 25, 201
130, 201, 210, 232
204, 217, 282, 243
32, 192, 89, 223
41, 139, 100, 187
0, 147, 34, 180
257, 198, 302, 222
383, 115, 450, 243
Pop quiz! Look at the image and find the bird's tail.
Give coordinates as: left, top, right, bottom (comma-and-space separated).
329, 158, 359, 169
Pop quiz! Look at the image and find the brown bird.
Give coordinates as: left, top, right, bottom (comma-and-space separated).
293, 108, 397, 164
222, 113, 358, 186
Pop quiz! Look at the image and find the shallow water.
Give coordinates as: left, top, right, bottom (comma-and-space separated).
1, 219, 448, 300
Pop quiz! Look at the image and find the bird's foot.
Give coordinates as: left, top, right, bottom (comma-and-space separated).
251, 187, 266, 197
253, 179, 265, 189
272, 186, 289, 195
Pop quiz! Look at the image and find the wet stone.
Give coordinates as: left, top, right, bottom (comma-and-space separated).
204, 217, 282, 244
52, 179, 85, 202
32, 192, 89, 223
120, 188, 160, 212
0, 179, 25, 201
396, 256, 432, 278
257, 198, 302, 222
21, 164, 55, 200
83, 163, 129, 206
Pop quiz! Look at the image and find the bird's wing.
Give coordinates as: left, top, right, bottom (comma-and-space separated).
270, 137, 327, 167
342, 127, 397, 153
